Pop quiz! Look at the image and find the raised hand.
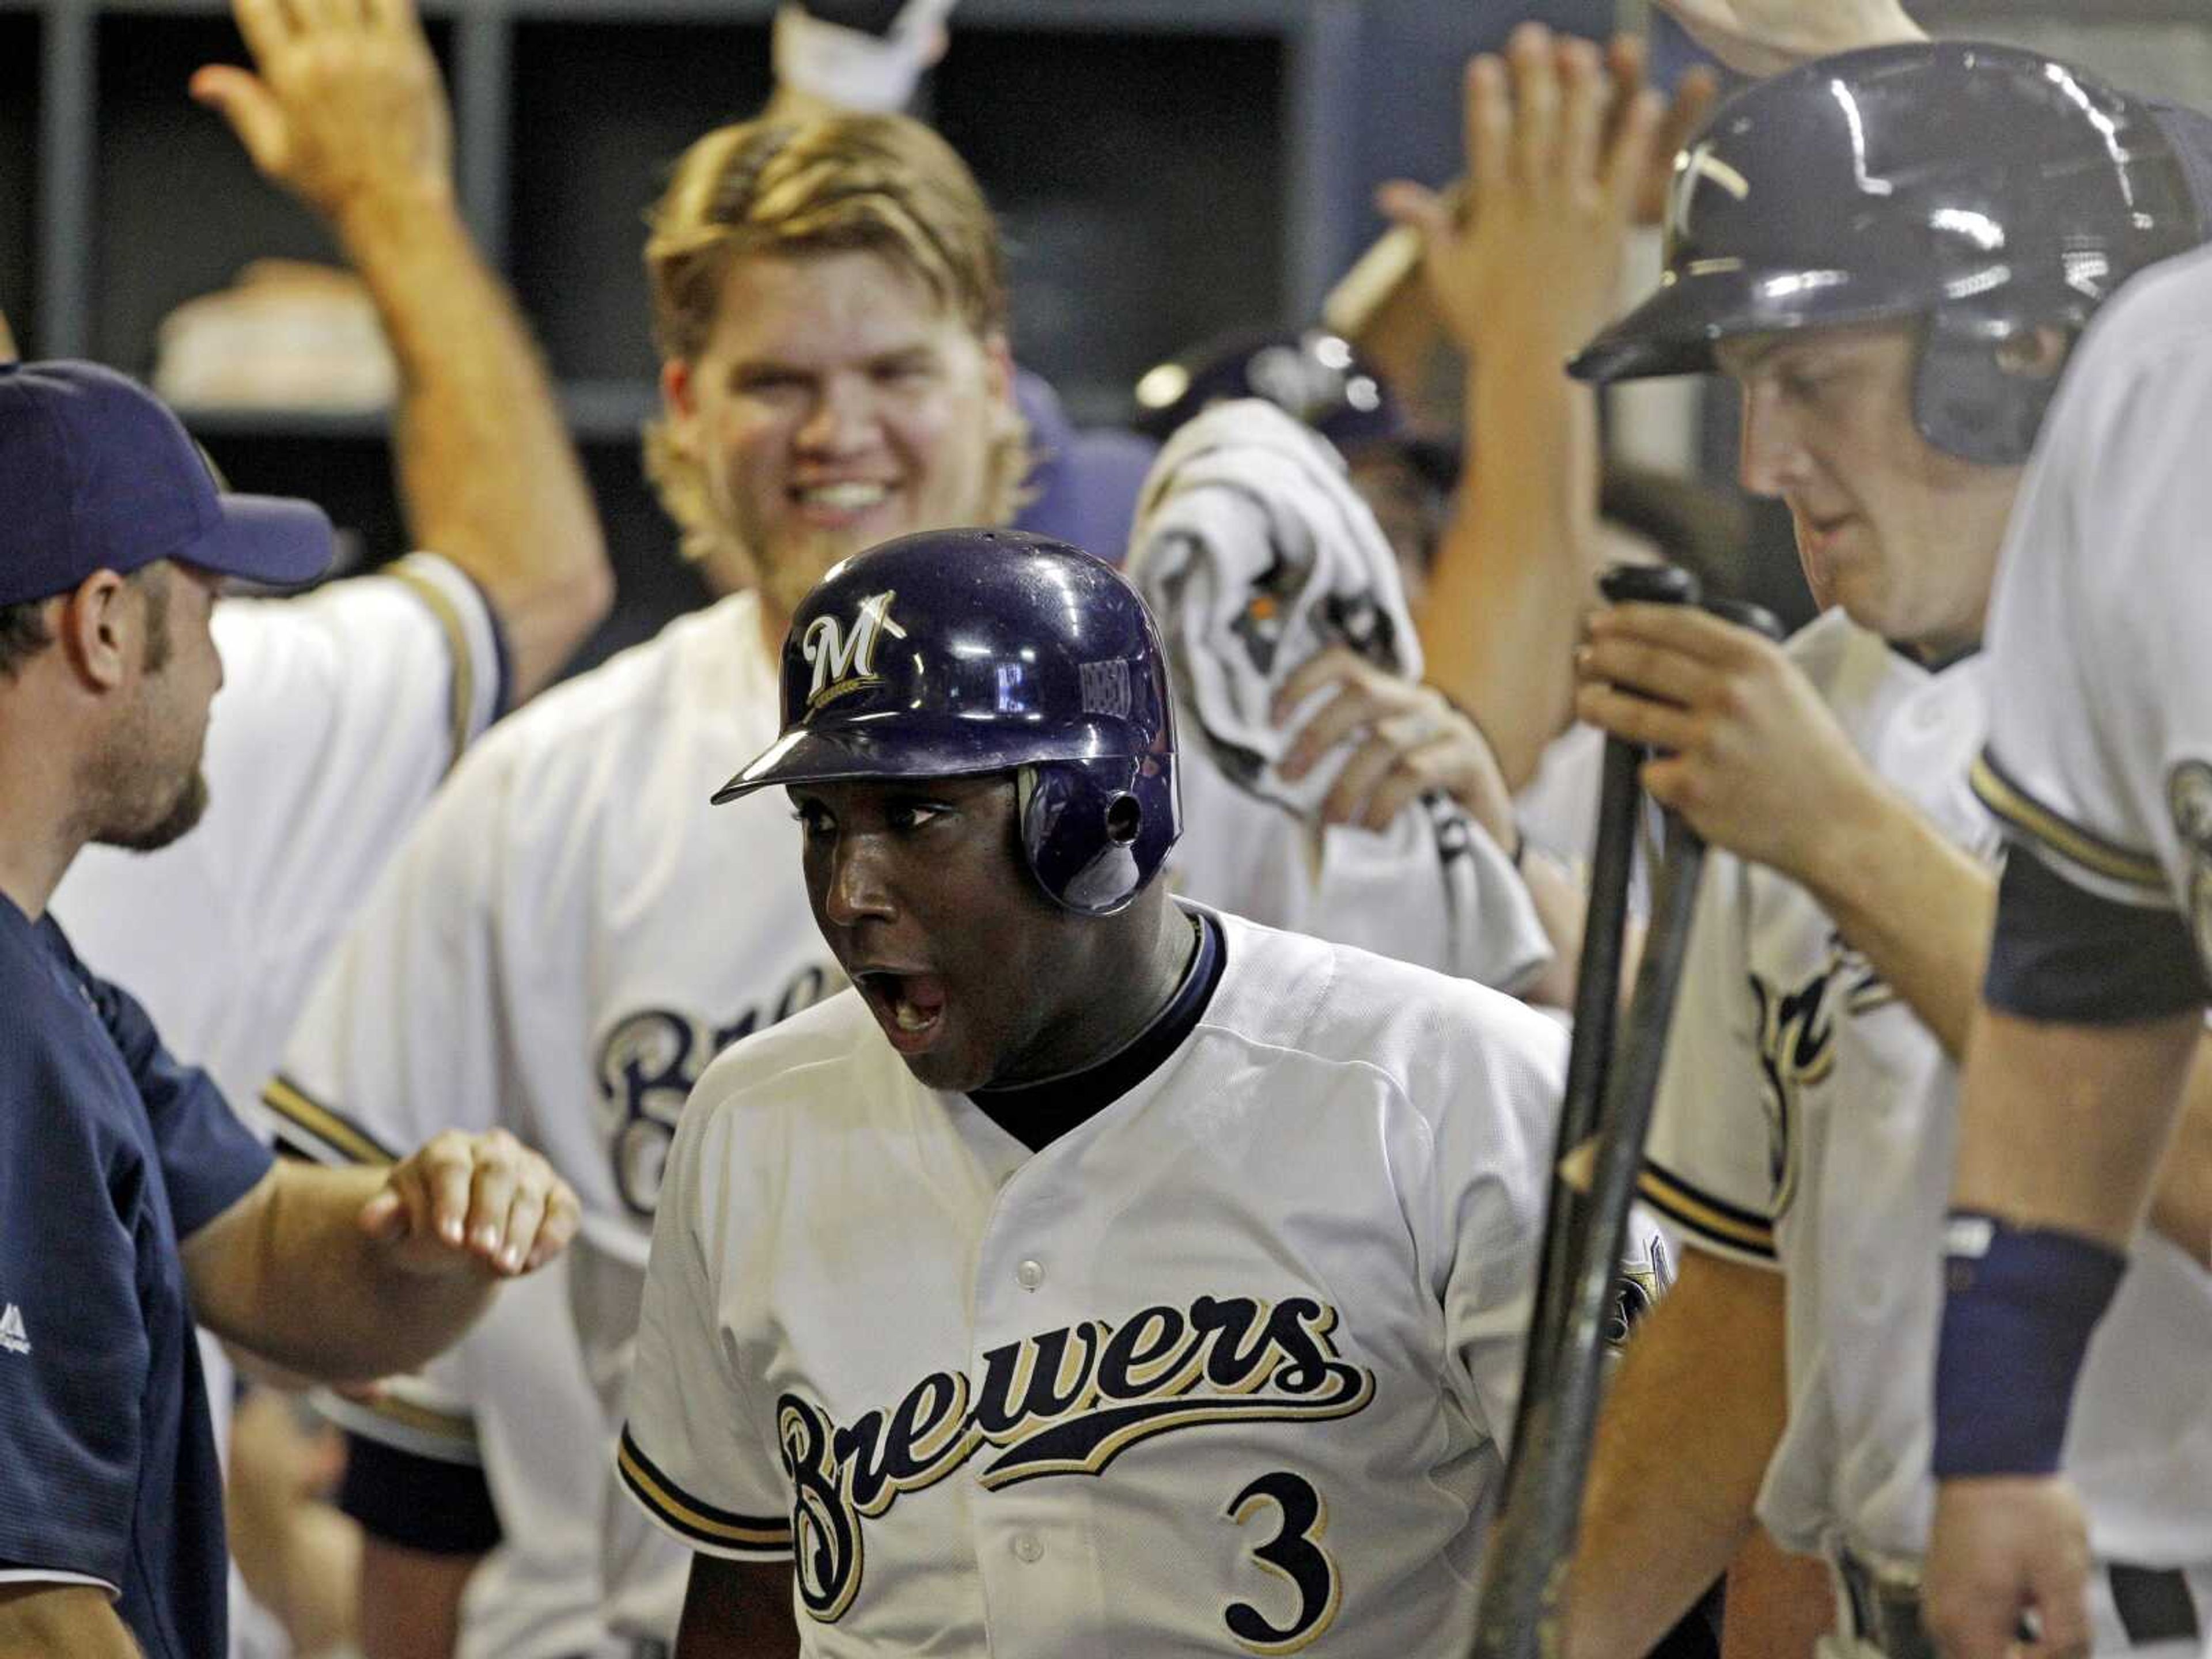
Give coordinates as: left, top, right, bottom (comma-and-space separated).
1376, 24, 1662, 367
190, 0, 454, 221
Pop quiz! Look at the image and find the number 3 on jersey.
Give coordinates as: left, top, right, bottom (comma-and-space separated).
1224, 1471, 1340, 1653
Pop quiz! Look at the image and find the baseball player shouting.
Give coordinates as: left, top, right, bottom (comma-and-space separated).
1536, 32, 2212, 1659
267, 99, 1545, 1655
618, 527, 1641, 1657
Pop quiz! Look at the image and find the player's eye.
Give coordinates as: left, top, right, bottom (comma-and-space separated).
789, 804, 835, 840
888, 801, 949, 833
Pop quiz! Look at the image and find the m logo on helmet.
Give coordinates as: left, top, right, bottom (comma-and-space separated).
803, 590, 908, 713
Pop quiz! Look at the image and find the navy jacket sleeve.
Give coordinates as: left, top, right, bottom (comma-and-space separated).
82, 960, 274, 1236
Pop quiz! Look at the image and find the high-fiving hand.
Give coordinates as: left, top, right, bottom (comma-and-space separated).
191, 0, 455, 221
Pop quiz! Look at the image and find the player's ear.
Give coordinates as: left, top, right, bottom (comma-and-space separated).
1994, 325, 2070, 382
660, 357, 701, 453
980, 329, 1015, 411
58, 569, 137, 691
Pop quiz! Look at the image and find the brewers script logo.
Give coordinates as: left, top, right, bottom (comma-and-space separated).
781, 1293, 1374, 1624
1750, 934, 1893, 1210
804, 589, 906, 713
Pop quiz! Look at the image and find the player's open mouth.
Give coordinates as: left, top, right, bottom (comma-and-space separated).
855, 968, 948, 1054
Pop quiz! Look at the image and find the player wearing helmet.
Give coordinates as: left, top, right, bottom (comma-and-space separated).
1541, 36, 2212, 1659
618, 528, 1659, 1657
264, 102, 1544, 1657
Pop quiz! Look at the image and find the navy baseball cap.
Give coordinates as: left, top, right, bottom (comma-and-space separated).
0, 360, 334, 608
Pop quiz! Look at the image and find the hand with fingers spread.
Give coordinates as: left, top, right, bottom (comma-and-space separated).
1374, 25, 1700, 366
1653, 0, 1925, 80
191, 0, 454, 221
1574, 603, 1881, 885
358, 1127, 580, 1281
1924, 1476, 2096, 1659
1274, 647, 1517, 844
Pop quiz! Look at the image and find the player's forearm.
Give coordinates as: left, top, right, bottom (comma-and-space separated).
332, 186, 612, 700
1416, 355, 1602, 792
1795, 779, 1995, 1059
1718, 1527, 1833, 1659
185, 1162, 494, 1383
358, 1537, 476, 1659
0, 1585, 145, 1657
1955, 1006, 2201, 1249
1563, 1251, 1788, 1659
2148, 1036, 2212, 1262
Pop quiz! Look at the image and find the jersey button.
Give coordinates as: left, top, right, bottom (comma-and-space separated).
1012, 1532, 1044, 1563
1016, 1259, 1045, 1291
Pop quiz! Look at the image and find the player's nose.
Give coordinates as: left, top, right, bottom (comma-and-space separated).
1736, 381, 1808, 499
821, 832, 898, 927
795, 372, 878, 456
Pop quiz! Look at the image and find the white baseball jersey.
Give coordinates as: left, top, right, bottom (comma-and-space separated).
268, 583, 1547, 1652
1974, 243, 2212, 1006
1638, 613, 2212, 1642
619, 906, 1603, 1655
48, 552, 506, 1659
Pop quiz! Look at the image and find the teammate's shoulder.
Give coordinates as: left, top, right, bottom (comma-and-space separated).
446, 594, 761, 787
1204, 907, 1567, 1086
2085, 242, 2212, 359
2053, 243, 2212, 425
683, 987, 878, 1122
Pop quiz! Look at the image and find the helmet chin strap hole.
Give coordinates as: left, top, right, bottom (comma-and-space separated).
1103, 793, 1143, 846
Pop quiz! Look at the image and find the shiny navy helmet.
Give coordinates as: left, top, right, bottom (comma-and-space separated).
1573, 41, 2210, 464
714, 528, 1180, 916
1131, 327, 1404, 454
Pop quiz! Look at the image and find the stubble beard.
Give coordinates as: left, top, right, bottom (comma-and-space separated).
100, 767, 211, 854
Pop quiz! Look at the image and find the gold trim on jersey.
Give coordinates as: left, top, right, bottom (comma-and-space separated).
261, 1075, 397, 1167
1971, 752, 2166, 892
617, 1428, 792, 1554
383, 558, 478, 778
1636, 1163, 1777, 1261
360, 1393, 479, 1450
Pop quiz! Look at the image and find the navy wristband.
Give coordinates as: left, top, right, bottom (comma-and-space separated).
1933, 1212, 2126, 1478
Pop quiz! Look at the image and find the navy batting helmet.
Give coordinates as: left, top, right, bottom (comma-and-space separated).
1131, 327, 1403, 454
714, 528, 1180, 916
1573, 42, 2209, 464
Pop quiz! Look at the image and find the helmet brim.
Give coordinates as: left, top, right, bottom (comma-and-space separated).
711, 715, 1145, 806
1571, 261, 1922, 384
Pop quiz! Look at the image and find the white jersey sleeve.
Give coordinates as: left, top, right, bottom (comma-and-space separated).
1635, 854, 1784, 1270
618, 1076, 793, 1560
261, 712, 516, 1165
1974, 247, 2212, 1013
51, 552, 507, 1109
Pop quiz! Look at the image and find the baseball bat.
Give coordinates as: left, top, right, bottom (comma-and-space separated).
1469, 584, 1782, 1659
1506, 561, 1698, 1444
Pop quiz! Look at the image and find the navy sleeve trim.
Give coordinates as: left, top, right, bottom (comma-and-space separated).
339, 1431, 502, 1556
260, 1074, 400, 1168
1986, 847, 2210, 1021
617, 1426, 791, 1555
1972, 750, 2167, 896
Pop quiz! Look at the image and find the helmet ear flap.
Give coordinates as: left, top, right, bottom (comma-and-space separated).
1911, 323, 2066, 466
1016, 759, 1178, 917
